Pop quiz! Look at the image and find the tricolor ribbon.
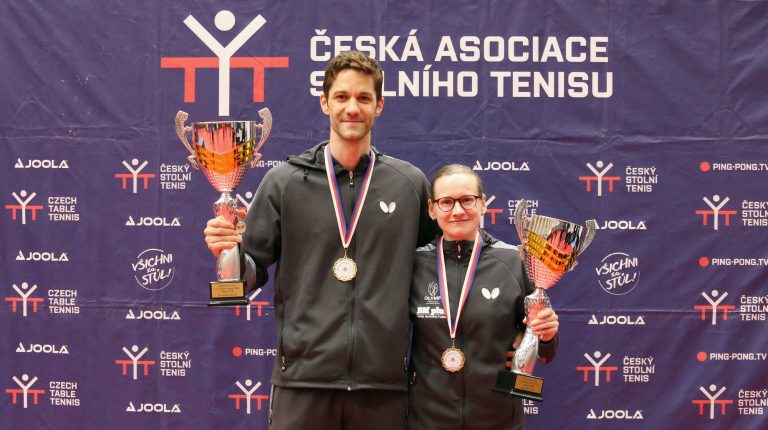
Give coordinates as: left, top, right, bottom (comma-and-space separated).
437, 230, 483, 342
324, 145, 376, 250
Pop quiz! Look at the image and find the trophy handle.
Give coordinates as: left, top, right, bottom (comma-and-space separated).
175, 111, 199, 170
514, 199, 530, 243
578, 219, 598, 255
249, 108, 272, 168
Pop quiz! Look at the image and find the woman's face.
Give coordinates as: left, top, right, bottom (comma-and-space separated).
429, 173, 486, 241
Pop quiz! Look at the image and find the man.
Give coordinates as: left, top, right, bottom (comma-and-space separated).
204, 51, 436, 429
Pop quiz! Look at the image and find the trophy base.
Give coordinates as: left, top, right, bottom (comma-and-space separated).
209, 280, 249, 307
492, 369, 544, 402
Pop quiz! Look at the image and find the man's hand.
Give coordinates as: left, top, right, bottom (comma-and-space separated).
204, 210, 246, 257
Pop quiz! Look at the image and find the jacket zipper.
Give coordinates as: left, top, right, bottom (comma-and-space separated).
347, 169, 356, 391
455, 242, 466, 429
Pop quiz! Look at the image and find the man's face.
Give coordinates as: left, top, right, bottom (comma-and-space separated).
320, 69, 384, 144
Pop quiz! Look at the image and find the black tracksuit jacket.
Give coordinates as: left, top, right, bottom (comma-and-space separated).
408, 231, 558, 429
242, 142, 437, 391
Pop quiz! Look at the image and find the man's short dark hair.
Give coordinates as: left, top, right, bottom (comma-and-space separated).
323, 51, 384, 101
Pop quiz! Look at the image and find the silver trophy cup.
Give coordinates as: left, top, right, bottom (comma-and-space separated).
493, 199, 596, 401
175, 109, 271, 306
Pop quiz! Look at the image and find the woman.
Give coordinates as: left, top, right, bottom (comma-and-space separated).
408, 164, 559, 429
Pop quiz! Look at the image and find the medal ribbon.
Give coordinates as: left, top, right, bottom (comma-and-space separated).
324, 145, 376, 250
437, 230, 483, 342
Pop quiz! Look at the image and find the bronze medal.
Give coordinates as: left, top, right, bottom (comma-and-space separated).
441, 347, 465, 372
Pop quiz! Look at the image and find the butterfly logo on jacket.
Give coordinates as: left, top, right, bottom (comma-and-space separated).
379, 201, 396, 214
481, 287, 500, 300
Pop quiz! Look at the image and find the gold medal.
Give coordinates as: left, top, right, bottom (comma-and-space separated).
235, 221, 246, 234
333, 256, 357, 282
324, 146, 374, 285
441, 347, 465, 372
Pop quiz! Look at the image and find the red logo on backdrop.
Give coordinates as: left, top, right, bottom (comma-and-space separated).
115, 346, 156, 380
577, 351, 619, 386
480, 195, 503, 227
579, 161, 621, 197
161, 11, 290, 116
234, 288, 271, 320
5, 375, 45, 408
5, 191, 45, 224
229, 379, 269, 414
5, 282, 43, 317
695, 195, 737, 230
115, 160, 156, 194
694, 290, 735, 326
691, 385, 733, 419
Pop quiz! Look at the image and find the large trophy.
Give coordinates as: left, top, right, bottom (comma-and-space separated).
493, 199, 596, 401
175, 109, 271, 306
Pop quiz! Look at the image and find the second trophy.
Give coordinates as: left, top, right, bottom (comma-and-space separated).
175, 109, 272, 306
493, 199, 596, 401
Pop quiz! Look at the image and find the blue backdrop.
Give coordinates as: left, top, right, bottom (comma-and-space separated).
2, 1, 767, 428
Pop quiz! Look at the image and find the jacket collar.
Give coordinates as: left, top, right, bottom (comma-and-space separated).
439, 229, 496, 258
287, 141, 382, 174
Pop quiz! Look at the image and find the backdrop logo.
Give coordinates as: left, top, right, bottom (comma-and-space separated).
126, 402, 181, 413
14, 158, 69, 169
229, 380, 269, 414
698, 256, 768, 268
480, 195, 503, 227
115, 346, 156, 380
115, 159, 156, 194
695, 290, 735, 325
48, 381, 80, 407
16, 250, 69, 262
5, 190, 44, 224
701, 161, 768, 172
741, 200, 768, 227
132, 249, 175, 291
126, 216, 181, 227
588, 314, 645, 325
587, 409, 644, 420
472, 160, 530, 172
596, 219, 646, 230
579, 161, 621, 196
739, 294, 768, 321
234, 288, 270, 320
5, 375, 45, 408
235, 191, 255, 210
692, 385, 733, 419
47, 289, 79, 315
595, 252, 640, 295
161, 10, 289, 116
16, 342, 69, 355
577, 351, 619, 386
6, 282, 43, 317
126, 308, 181, 320
158, 351, 192, 377
231, 346, 277, 358
698, 351, 768, 362
695, 195, 736, 230
509, 199, 539, 222
159, 164, 192, 190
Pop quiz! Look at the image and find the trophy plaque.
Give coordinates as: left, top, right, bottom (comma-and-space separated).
493, 199, 596, 401
175, 109, 271, 306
